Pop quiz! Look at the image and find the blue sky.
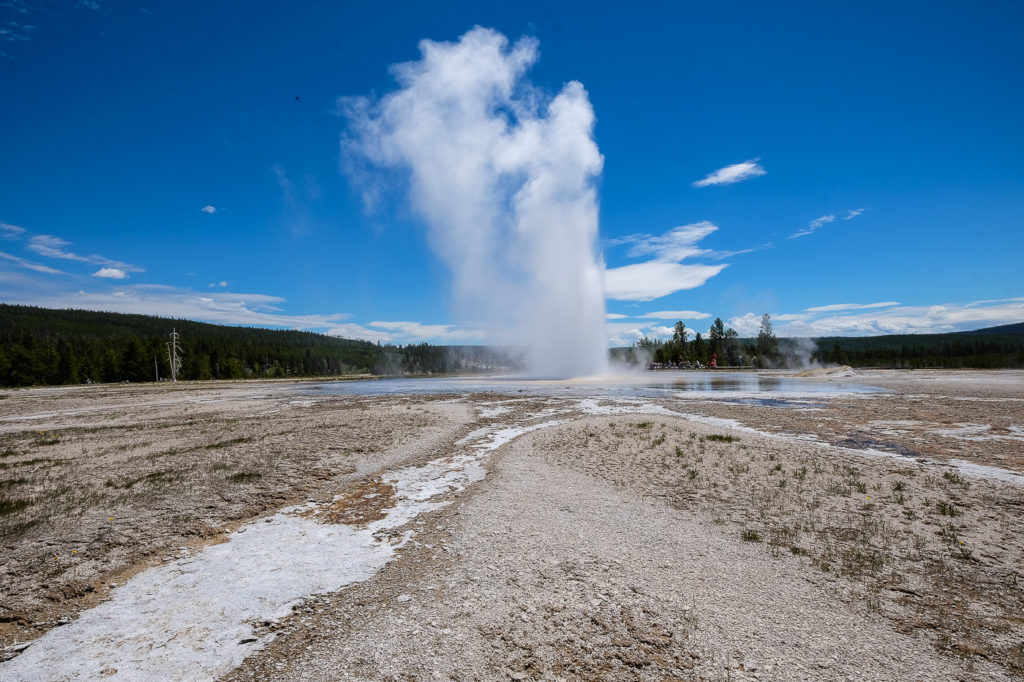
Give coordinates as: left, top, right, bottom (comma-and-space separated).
1, 0, 1022, 346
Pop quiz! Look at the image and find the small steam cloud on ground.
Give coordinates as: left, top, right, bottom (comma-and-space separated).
343, 27, 608, 378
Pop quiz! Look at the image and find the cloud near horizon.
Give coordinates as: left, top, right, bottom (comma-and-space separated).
692, 159, 765, 187
804, 301, 900, 313
28, 235, 144, 272
727, 298, 1024, 337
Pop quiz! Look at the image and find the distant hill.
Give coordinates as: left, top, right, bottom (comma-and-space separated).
0, 304, 513, 387
811, 324, 1024, 369
957, 321, 1024, 335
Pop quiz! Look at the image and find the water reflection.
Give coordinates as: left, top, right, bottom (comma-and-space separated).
309, 371, 884, 401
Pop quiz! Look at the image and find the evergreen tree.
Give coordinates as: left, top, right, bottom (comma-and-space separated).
756, 313, 779, 365
708, 318, 726, 360
691, 333, 706, 365
723, 328, 740, 366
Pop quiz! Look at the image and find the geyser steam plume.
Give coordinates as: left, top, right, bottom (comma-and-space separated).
344, 27, 608, 378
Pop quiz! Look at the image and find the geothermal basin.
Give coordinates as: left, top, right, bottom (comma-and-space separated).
1, 369, 1023, 680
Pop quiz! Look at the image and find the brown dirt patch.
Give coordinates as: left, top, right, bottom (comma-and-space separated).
296, 479, 397, 525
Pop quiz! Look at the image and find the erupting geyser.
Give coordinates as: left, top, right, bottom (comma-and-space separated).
344, 27, 608, 378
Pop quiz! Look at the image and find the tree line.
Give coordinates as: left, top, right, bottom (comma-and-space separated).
614, 313, 1024, 370
615, 314, 781, 368
0, 305, 515, 387
811, 333, 1024, 369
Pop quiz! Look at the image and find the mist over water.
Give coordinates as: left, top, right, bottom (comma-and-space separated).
344, 27, 608, 378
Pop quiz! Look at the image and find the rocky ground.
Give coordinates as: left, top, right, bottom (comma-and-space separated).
1, 370, 1023, 680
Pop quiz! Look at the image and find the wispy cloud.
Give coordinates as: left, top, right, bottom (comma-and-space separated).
93, 267, 127, 279
804, 301, 899, 313
325, 324, 393, 344
639, 310, 712, 320
367, 320, 484, 343
605, 222, 733, 301
0, 265, 483, 345
790, 209, 865, 239
208, 280, 228, 288
0, 21, 37, 44
273, 164, 321, 235
28, 235, 144, 273
692, 159, 766, 188
606, 321, 705, 347
789, 214, 835, 239
0, 221, 26, 238
0, 280, 352, 330
728, 297, 1024, 337
200, 205, 217, 214
606, 313, 628, 320
0, 250, 65, 275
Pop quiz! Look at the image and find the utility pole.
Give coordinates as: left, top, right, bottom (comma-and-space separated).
166, 328, 182, 382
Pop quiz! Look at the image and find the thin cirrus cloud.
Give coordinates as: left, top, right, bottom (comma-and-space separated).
0, 250, 65, 275
0, 282, 354, 330
692, 159, 766, 187
0, 221, 27, 238
604, 221, 736, 301
638, 310, 712, 320
368, 320, 484, 342
804, 301, 899, 313
27, 235, 144, 273
790, 209, 865, 239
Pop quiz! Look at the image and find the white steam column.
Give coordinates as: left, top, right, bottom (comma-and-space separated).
345, 27, 609, 378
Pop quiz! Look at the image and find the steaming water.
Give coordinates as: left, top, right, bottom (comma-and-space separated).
344, 28, 608, 377
310, 371, 884, 402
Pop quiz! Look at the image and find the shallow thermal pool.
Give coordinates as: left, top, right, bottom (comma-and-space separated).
308, 371, 886, 402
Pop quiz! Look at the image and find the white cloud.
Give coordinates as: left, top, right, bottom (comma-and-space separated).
27, 235, 144, 272
604, 261, 727, 301
326, 324, 393, 344
639, 310, 711, 320
368, 320, 484, 343
804, 301, 899, 313
0, 221, 26, 238
200, 205, 217, 214
93, 267, 127, 279
605, 320, 704, 346
692, 159, 765, 187
606, 313, 628, 320
604, 221, 733, 301
729, 298, 1024, 338
0, 250, 65, 275
621, 221, 719, 261
789, 214, 836, 239
208, 281, 228, 288
844, 208, 865, 220
0, 280, 354, 330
